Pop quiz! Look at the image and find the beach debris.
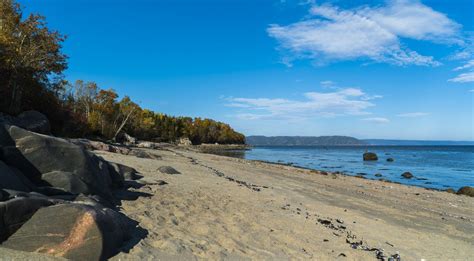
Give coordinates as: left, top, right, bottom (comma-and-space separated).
196, 162, 265, 192
363, 152, 378, 161
338, 253, 346, 257
401, 172, 414, 179
158, 166, 181, 175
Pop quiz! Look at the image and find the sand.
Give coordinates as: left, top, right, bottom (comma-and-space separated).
95, 147, 474, 260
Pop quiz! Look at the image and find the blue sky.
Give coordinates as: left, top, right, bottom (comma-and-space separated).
20, 0, 474, 140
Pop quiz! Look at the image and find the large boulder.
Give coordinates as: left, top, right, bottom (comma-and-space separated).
0, 111, 50, 135
0, 125, 114, 201
0, 197, 54, 242
15, 111, 51, 135
2, 203, 131, 260
363, 152, 378, 161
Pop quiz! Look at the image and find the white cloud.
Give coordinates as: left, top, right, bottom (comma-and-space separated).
449, 72, 474, 83
453, 60, 474, 71
397, 112, 430, 117
320, 80, 335, 88
362, 117, 390, 123
268, 0, 460, 66
469, 89, 474, 92
227, 88, 380, 120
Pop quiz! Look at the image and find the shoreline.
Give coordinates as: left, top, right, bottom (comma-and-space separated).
210, 145, 473, 193
93, 145, 473, 260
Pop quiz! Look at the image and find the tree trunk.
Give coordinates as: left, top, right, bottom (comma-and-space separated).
8, 75, 22, 115
112, 108, 135, 142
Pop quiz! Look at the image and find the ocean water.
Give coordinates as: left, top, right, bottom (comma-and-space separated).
220, 146, 474, 190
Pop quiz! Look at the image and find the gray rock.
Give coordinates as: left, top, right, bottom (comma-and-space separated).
108, 162, 138, 183
2, 203, 131, 260
41, 171, 91, 195
0, 197, 54, 242
363, 152, 378, 161
158, 166, 181, 175
0, 125, 114, 202
0, 247, 65, 260
0, 111, 51, 135
15, 110, 51, 135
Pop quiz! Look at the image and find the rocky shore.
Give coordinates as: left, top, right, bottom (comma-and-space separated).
1, 112, 473, 260
0, 113, 154, 260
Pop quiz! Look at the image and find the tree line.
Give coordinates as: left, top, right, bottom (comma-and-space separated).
0, 0, 245, 144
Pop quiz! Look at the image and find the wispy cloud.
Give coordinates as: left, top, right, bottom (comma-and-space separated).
450, 54, 474, 83
449, 72, 474, 83
361, 117, 390, 124
320, 80, 336, 88
227, 87, 380, 120
268, 0, 460, 66
397, 112, 430, 117
453, 60, 474, 71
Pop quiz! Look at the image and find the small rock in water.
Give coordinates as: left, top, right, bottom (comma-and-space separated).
401, 172, 414, 179
386, 158, 394, 162
375, 173, 383, 177
158, 166, 181, 175
363, 152, 378, 161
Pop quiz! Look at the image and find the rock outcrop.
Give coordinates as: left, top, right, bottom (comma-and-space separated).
1, 125, 114, 201
0, 120, 144, 260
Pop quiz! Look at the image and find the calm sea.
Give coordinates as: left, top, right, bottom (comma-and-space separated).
218, 146, 474, 190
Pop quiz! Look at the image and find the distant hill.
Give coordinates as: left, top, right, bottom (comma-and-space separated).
246, 136, 365, 146
363, 139, 474, 146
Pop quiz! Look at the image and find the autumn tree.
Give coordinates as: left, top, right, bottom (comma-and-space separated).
0, 0, 67, 114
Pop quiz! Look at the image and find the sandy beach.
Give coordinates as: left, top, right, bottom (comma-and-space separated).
91, 147, 474, 260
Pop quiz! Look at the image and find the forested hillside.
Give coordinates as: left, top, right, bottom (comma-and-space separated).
0, 0, 244, 144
